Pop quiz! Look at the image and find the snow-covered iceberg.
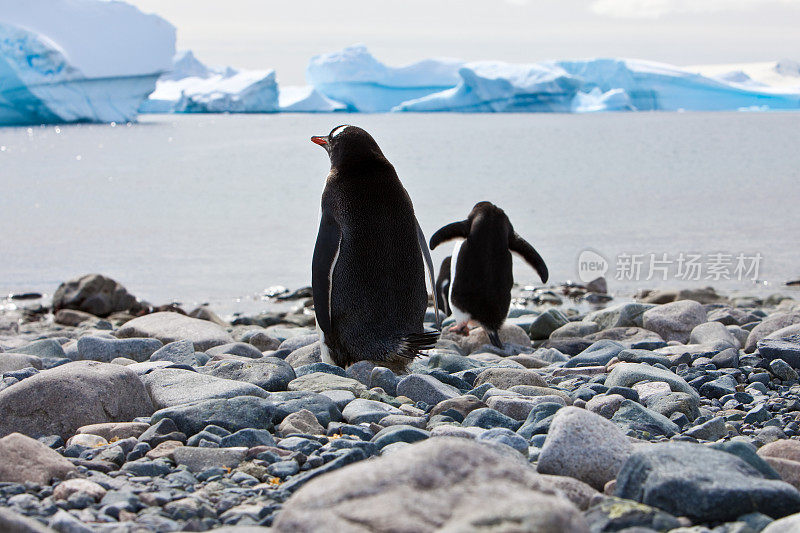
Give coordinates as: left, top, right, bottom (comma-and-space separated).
556, 58, 800, 112
306, 44, 464, 112
394, 57, 800, 113
307, 47, 800, 113
395, 62, 583, 112
0, 0, 175, 126
279, 86, 346, 112
688, 59, 800, 91
140, 51, 279, 114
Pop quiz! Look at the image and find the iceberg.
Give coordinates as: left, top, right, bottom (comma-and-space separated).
308, 47, 800, 113
0, 0, 175, 125
306, 44, 464, 112
688, 59, 800, 91
395, 62, 583, 112
556, 58, 800, 112
279, 86, 346, 112
140, 51, 279, 114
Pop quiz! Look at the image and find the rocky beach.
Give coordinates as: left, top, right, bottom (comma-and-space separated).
2, 273, 800, 532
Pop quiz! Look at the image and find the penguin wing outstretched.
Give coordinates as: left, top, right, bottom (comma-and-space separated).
429, 220, 470, 250
312, 208, 342, 341
509, 232, 549, 283
416, 220, 442, 329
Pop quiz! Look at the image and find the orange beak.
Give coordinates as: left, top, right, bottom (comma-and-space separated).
311, 136, 328, 146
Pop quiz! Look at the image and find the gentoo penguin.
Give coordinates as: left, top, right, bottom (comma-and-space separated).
435, 256, 452, 316
310, 124, 441, 372
430, 201, 548, 348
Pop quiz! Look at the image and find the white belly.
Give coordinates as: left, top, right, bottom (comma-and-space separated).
449, 240, 471, 324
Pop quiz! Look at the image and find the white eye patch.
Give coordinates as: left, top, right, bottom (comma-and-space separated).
330, 125, 350, 138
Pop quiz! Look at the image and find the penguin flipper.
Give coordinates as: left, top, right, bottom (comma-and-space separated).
509, 232, 549, 284
312, 209, 342, 340
429, 220, 470, 250
416, 220, 442, 330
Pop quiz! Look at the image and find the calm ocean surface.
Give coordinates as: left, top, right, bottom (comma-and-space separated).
1, 113, 798, 315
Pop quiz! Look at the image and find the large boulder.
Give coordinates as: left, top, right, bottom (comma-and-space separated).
116, 312, 234, 351
537, 407, 633, 490
616, 442, 800, 521
585, 302, 655, 330
0, 508, 56, 533
201, 358, 296, 391
0, 361, 154, 438
52, 273, 141, 317
745, 312, 800, 353
473, 368, 547, 389
0, 353, 42, 373
150, 396, 276, 436
0, 433, 76, 484
140, 368, 268, 409
605, 362, 699, 401
273, 438, 590, 533
642, 300, 707, 343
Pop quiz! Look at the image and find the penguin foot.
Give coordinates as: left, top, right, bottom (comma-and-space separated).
449, 323, 470, 336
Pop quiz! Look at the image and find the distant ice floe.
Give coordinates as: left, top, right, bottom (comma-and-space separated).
305, 44, 464, 112
141, 51, 279, 114
0, 0, 175, 126
394, 57, 800, 113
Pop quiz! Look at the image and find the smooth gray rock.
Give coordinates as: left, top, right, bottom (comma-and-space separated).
549, 321, 599, 339
616, 442, 800, 521
611, 399, 680, 437
273, 437, 591, 533
116, 312, 234, 351
52, 273, 139, 318
0, 353, 42, 373
342, 399, 403, 425
473, 368, 547, 389
605, 362, 699, 401
396, 374, 460, 405
586, 302, 655, 330
689, 321, 739, 350
529, 309, 569, 340
685, 416, 726, 441
537, 407, 633, 490
285, 342, 322, 368
0, 433, 77, 484
288, 372, 367, 394
149, 340, 197, 365
642, 300, 707, 344
371, 425, 430, 450
150, 396, 276, 436
0, 507, 57, 533
14, 339, 65, 359
140, 368, 268, 409
563, 340, 624, 368
746, 312, 800, 352
0, 361, 154, 439
270, 391, 342, 427
76, 336, 162, 363
173, 447, 247, 473
206, 342, 264, 359
202, 358, 295, 391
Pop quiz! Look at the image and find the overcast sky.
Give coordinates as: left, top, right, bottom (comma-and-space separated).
129, 0, 800, 84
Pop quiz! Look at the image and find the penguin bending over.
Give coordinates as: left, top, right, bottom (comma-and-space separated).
430, 201, 548, 348
311, 125, 441, 372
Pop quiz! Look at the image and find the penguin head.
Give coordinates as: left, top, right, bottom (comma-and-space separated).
311, 125, 386, 168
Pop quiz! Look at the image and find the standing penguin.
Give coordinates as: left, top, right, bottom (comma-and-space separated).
311, 125, 440, 372
430, 201, 548, 348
